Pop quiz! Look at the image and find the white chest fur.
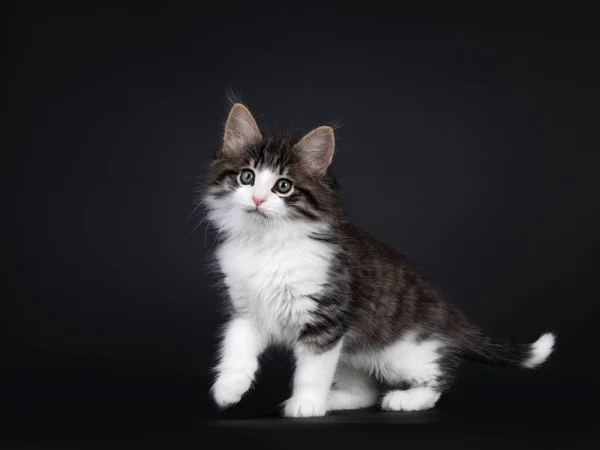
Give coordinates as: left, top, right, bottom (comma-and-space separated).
217, 224, 334, 342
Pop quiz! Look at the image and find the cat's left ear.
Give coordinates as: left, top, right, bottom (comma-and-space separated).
293, 126, 335, 176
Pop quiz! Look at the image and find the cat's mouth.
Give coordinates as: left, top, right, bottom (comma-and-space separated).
246, 208, 267, 217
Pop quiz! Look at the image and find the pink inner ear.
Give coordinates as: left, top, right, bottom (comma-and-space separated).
222, 104, 262, 156
296, 127, 335, 174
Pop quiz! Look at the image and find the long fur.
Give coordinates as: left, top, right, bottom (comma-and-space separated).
201, 102, 556, 417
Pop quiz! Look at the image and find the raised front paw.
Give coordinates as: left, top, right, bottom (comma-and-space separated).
283, 394, 327, 418
211, 371, 252, 409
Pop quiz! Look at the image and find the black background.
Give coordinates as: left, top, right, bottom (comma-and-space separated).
2, 2, 600, 448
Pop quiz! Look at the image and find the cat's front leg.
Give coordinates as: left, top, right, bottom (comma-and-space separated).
283, 338, 343, 418
211, 315, 266, 409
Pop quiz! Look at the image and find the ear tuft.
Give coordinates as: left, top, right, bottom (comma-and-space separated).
222, 103, 262, 157
294, 126, 335, 175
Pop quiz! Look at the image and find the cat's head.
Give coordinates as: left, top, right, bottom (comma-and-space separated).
203, 103, 342, 235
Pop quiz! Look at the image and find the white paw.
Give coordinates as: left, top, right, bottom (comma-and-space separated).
381, 388, 440, 412
283, 395, 327, 418
211, 371, 252, 408
327, 389, 378, 411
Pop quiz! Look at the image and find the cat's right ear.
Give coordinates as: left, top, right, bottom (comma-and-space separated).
221, 103, 262, 157
293, 126, 335, 176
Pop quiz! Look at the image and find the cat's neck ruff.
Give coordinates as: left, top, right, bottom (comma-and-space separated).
223, 216, 331, 244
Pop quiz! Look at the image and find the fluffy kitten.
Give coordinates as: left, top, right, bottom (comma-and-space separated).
202, 102, 556, 417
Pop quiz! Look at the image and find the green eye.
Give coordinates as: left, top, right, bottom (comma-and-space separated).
274, 178, 293, 195
239, 169, 255, 185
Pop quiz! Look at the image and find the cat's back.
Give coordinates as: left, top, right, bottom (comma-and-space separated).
340, 222, 410, 266
337, 222, 451, 348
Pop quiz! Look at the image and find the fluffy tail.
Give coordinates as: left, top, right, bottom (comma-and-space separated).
461, 330, 556, 369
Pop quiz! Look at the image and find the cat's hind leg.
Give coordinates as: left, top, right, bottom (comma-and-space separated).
326, 364, 379, 411
377, 332, 460, 412
381, 386, 441, 411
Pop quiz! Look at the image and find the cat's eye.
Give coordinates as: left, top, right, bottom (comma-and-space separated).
239, 169, 255, 185
274, 178, 293, 195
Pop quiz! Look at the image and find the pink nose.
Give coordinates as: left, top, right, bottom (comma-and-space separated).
252, 196, 265, 208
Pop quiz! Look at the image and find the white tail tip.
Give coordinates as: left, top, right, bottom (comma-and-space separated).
522, 332, 556, 369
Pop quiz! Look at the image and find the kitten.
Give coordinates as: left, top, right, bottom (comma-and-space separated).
202, 102, 556, 417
